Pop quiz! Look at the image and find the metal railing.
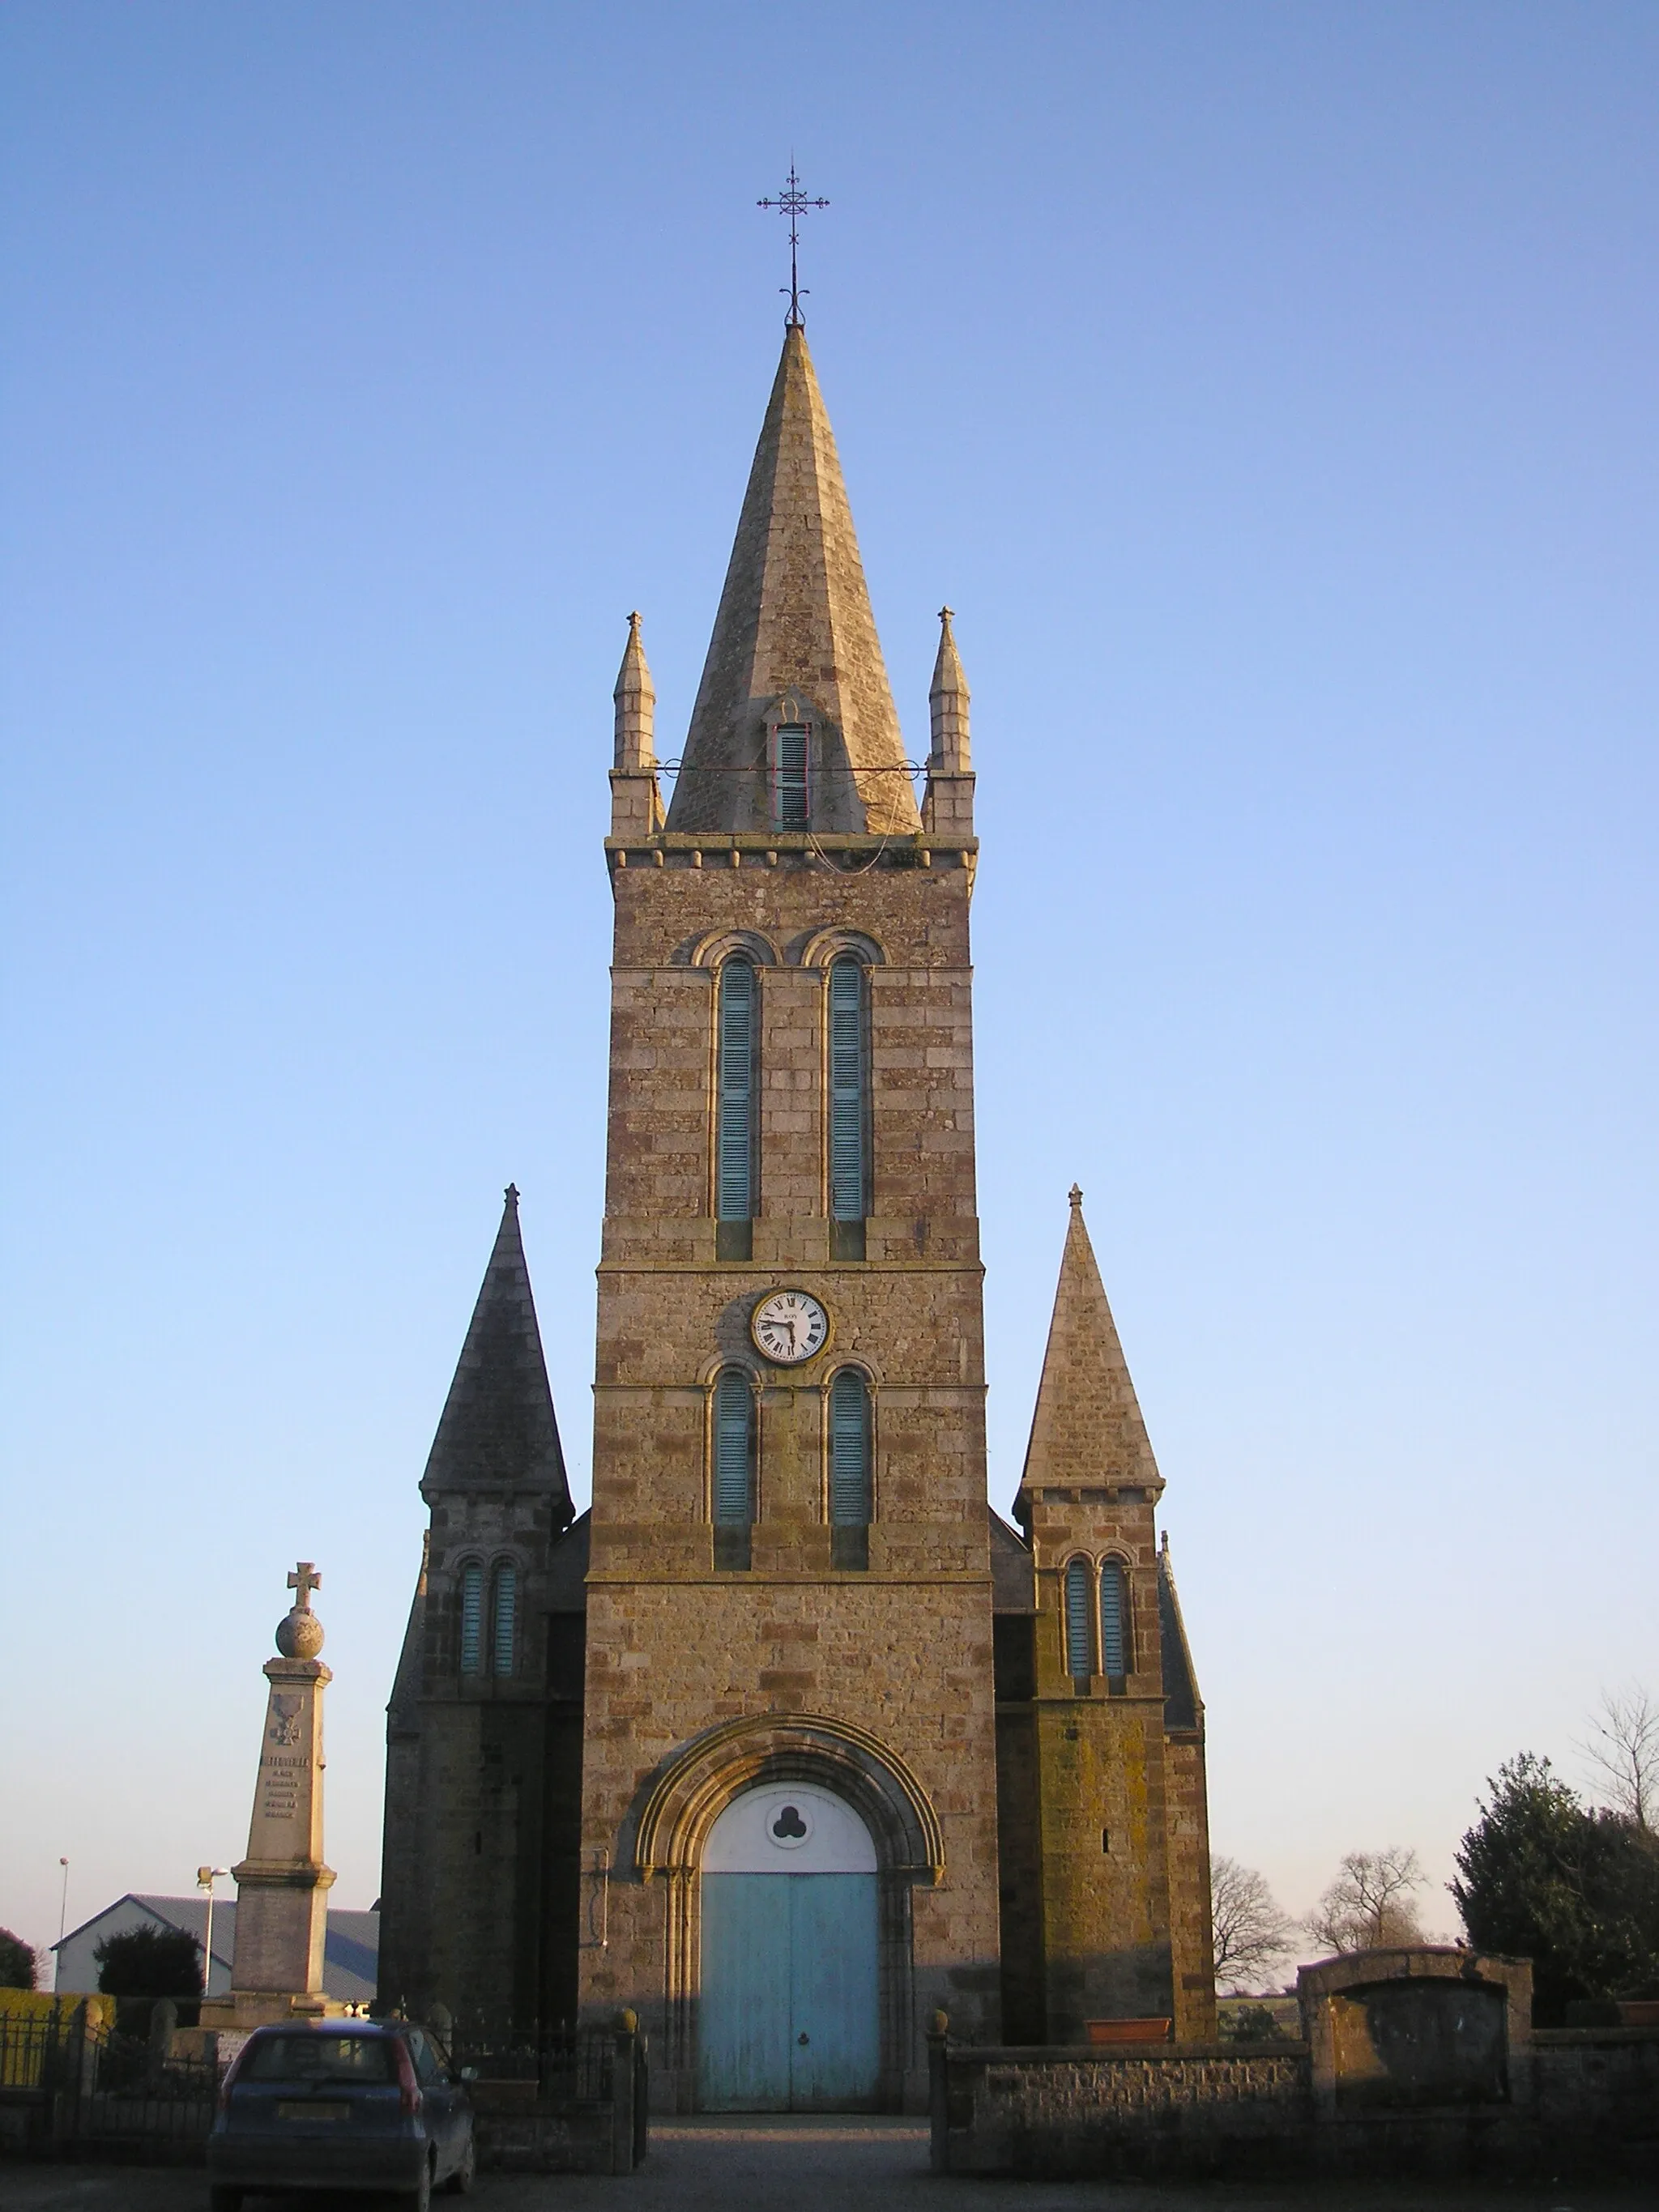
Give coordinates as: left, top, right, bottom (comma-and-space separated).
0, 2005, 215, 2154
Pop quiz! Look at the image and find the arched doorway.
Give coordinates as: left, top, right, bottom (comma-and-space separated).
698, 1783, 880, 2111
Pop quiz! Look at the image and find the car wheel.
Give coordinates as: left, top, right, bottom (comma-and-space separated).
407, 2150, 433, 2211
446, 2128, 476, 2194
208, 2191, 242, 2212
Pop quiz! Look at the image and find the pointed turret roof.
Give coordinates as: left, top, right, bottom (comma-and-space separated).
928, 606, 970, 774
667, 323, 920, 837
1016, 1186, 1163, 1515
612, 611, 656, 771
420, 1186, 573, 1521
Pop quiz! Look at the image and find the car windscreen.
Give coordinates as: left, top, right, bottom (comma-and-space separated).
241, 2035, 396, 2084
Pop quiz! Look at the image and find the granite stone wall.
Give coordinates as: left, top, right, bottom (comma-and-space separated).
580, 837, 1002, 2109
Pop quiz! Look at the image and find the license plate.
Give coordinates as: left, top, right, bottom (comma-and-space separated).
277, 2101, 348, 2121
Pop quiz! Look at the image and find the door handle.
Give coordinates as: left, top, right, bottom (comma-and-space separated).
797, 2032, 809, 2046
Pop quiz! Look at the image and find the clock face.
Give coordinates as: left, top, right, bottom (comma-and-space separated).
751, 1289, 830, 1366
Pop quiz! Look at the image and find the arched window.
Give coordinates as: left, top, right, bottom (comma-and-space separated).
492, 1563, 517, 1677
770, 722, 809, 829
713, 1368, 755, 1571
828, 1369, 872, 1568
715, 958, 757, 1259
827, 957, 869, 1259
459, 1562, 484, 1676
1064, 1558, 1094, 1682
1098, 1560, 1129, 1681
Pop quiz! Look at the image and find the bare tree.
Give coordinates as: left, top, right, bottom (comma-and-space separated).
1306, 1848, 1426, 1955
1577, 1682, 1658, 1831
1210, 1856, 1296, 1991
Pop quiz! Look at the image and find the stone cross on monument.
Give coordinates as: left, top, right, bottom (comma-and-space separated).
201, 1561, 339, 2029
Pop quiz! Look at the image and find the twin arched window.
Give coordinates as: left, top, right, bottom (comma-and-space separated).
459, 1561, 518, 1678
710, 1366, 872, 1571
1064, 1556, 1132, 1685
713, 953, 871, 1257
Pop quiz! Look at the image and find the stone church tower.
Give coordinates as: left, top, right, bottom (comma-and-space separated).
378, 316, 1215, 2102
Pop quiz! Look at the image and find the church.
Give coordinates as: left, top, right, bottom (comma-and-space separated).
376, 309, 1217, 2112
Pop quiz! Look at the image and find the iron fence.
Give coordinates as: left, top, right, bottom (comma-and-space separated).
442, 2012, 616, 2105
0, 2006, 215, 2156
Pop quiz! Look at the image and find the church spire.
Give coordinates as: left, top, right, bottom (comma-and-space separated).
419, 1185, 574, 1524
1015, 1186, 1163, 1522
666, 324, 921, 838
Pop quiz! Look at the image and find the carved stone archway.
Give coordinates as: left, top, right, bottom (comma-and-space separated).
621, 1713, 943, 2110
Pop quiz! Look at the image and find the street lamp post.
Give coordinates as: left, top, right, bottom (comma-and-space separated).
55, 1859, 69, 1988
196, 1867, 230, 2001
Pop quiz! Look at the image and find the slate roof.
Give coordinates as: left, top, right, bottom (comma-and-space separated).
987, 1505, 1035, 1612
53, 1897, 379, 2005
420, 1187, 573, 1518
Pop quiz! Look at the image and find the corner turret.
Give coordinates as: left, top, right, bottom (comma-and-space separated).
610, 612, 663, 839
923, 607, 975, 841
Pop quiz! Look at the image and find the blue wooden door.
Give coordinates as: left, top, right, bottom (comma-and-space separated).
787, 1873, 880, 2108
700, 1872, 879, 2110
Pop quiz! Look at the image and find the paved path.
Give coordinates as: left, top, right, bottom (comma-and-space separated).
0, 2123, 1650, 2212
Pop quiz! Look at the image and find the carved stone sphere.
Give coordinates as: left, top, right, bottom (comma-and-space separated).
275, 1607, 325, 1660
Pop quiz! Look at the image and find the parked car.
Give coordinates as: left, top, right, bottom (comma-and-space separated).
207, 2018, 474, 2209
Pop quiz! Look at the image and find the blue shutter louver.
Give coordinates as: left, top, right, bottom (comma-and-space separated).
828, 958, 867, 1221
714, 1370, 753, 1524
774, 723, 808, 829
1099, 1561, 1128, 1679
829, 1370, 872, 1524
716, 960, 756, 1221
492, 1564, 516, 1677
1064, 1558, 1093, 1680
459, 1563, 483, 1675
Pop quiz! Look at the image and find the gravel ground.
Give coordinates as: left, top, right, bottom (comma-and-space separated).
0, 2124, 1650, 2212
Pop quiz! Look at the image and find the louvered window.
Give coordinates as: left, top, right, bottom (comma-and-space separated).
459, 1563, 484, 1675
1099, 1560, 1129, 1680
828, 958, 868, 1223
715, 960, 757, 1223
829, 1370, 872, 1524
1064, 1558, 1094, 1681
772, 723, 809, 829
492, 1564, 517, 1677
713, 1370, 755, 1525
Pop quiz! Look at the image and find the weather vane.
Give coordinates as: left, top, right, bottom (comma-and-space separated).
757, 164, 829, 328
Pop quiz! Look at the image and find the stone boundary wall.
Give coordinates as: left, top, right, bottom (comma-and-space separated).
930, 1954, 1659, 2185
930, 2039, 1311, 2179
1533, 2027, 1659, 2166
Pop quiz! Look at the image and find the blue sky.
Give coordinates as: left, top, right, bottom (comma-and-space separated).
3, 2, 1655, 1971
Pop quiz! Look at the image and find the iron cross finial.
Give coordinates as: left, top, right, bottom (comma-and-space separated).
757, 164, 830, 328
288, 1561, 321, 1610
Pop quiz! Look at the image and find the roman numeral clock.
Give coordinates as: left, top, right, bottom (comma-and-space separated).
751, 1289, 830, 1366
